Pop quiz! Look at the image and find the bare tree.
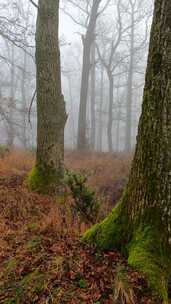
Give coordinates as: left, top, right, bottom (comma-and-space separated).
76, 0, 103, 150
96, 0, 129, 151
124, 0, 150, 152
90, 41, 96, 149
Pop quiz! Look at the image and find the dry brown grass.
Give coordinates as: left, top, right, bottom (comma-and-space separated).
0, 149, 132, 204
0, 148, 132, 260
0, 149, 159, 304
0, 148, 34, 176
0, 149, 132, 220
65, 151, 132, 207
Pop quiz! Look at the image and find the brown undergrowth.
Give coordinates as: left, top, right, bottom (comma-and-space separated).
0, 149, 160, 303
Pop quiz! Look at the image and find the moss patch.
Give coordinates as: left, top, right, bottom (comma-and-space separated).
128, 224, 171, 303
21, 269, 46, 293
82, 202, 130, 252
26, 235, 42, 251
83, 204, 171, 302
3, 258, 17, 279
27, 163, 62, 194
2, 270, 47, 303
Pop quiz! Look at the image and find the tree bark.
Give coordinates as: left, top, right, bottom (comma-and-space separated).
20, 49, 28, 148
107, 72, 114, 152
77, 0, 101, 151
83, 0, 171, 301
20, 2, 30, 149
28, 0, 67, 194
90, 42, 96, 150
97, 64, 104, 152
7, 45, 15, 147
116, 104, 121, 153
125, 4, 134, 152
68, 76, 76, 149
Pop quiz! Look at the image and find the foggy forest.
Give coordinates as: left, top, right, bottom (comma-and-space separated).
0, 0, 171, 303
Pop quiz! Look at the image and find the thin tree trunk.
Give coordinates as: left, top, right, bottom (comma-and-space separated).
116, 105, 121, 153
21, 50, 28, 148
20, 2, 30, 149
77, 0, 101, 151
7, 45, 15, 147
97, 65, 104, 152
125, 9, 134, 152
107, 73, 114, 152
83, 1, 171, 301
68, 76, 76, 149
28, 0, 67, 194
90, 42, 96, 149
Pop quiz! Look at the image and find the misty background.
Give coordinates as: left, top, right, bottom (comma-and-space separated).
0, 0, 153, 152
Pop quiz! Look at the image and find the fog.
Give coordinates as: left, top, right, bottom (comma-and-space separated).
0, 0, 153, 152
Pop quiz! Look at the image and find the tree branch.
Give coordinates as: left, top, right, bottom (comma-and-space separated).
29, 0, 38, 9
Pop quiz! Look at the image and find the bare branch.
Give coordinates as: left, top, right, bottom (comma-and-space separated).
29, 0, 38, 9
28, 89, 37, 126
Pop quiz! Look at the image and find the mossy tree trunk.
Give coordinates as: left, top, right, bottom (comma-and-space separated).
28, 0, 67, 194
83, 0, 171, 301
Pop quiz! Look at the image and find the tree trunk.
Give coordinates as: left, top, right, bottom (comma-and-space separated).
107, 73, 114, 152
77, 0, 101, 151
125, 6, 134, 152
97, 64, 104, 152
90, 42, 96, 150
20, 2, 30, 149
7, 45, 15, 147
116, 105, 121, 153
20, 49, 28, 148
28, 0, 67, 194
68, 76, 76, 149
83, 0, 171, 301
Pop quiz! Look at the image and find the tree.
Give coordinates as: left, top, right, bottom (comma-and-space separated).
20, 1, 31, 149
6, 43, 15, 146
83, 0, 171, 301
97, 63, 104, 152
28, 0, 67, 194
90, 41, 96, 149
77, 0, 102, 150
96, 0, 130, 152
124, 0, 150, 152
62, 0, 111, 151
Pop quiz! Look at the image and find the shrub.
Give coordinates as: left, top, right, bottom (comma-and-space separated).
65, 170, 99, 224
0, 145, 10, 158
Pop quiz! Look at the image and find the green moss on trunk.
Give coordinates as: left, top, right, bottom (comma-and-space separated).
82, 202, 130, 253
82, 205, 171, 302
27, 163, 62, 194
128, 225, 170, 303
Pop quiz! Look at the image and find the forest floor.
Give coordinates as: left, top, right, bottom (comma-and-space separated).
0, 149, 165, 303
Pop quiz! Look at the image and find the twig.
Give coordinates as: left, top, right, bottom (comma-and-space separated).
29, 0, 39, 9
28, 89, 36, 126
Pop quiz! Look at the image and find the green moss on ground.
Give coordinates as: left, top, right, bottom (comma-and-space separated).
2, 270, 47, 303
21, 269, 46, 293
27, 163, 61, 194
26, 235, 42, 251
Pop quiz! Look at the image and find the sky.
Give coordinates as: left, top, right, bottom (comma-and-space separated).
59, 11, 76, 40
